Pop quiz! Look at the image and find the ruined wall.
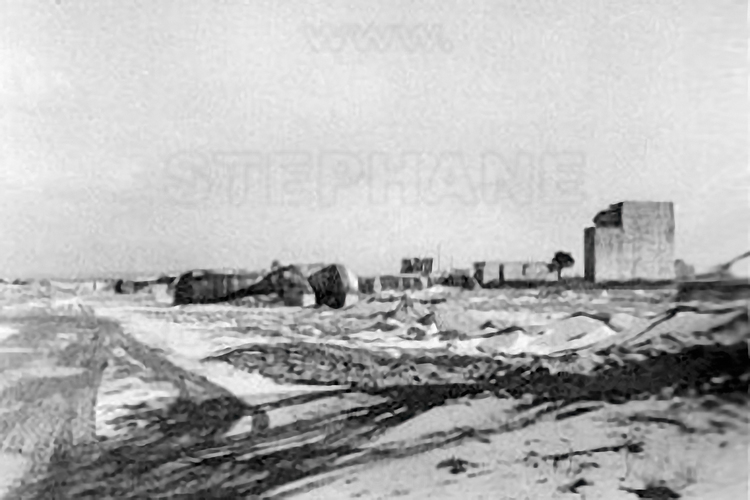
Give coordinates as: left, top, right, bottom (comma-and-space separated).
484, 262, 502, 283
523, 262, 556, 281
586, 201, 675, 282
584, 227, 596, 281
502, 262, 526, 281
473, 262, 500, 286
473, 262, 485, 284
496, 262, 558, 282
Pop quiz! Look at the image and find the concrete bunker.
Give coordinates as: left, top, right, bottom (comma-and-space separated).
584, 201, 675, 283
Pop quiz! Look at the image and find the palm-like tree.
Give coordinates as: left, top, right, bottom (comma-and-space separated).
549, 251, 575, 280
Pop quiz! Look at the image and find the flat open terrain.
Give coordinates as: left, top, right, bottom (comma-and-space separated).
2, 283, 748, 499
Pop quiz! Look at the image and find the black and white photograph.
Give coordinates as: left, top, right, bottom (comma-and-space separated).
0, 0, 747, 498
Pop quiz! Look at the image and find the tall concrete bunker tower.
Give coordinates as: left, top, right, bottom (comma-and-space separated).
584, 201, 675, 282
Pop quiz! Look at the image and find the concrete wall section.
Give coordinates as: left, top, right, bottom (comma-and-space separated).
499, 262, 558, 282
622, 202, 675, 280
524, 262, 556, 280
584, 227, 596, 281
483, 261, 502, 284
587, 201, 675, 282
502, 263, 525, 281
593, 227, 630, 281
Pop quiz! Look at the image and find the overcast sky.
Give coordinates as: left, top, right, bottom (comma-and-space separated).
1, 0, 746, 279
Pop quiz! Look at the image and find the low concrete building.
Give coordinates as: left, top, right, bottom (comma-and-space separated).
473, 261, 503, 286
584, 201, 675, 282
502, 262, 527, 281
523, 262, 556, 280
366, 274, 431, 292
503, 262, 557, 282
473, 261, 557, 285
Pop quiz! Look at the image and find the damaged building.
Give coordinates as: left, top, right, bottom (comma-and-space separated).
584, 201, 675, 282
400, 257, 434, 275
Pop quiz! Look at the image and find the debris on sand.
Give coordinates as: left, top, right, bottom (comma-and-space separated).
9, 287, 748, 500
620, 483, 682, 499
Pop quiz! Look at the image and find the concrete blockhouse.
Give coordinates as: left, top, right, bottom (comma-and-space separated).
584, 201, 675, 282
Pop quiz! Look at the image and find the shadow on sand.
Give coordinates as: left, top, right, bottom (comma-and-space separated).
13, 336, 748, 500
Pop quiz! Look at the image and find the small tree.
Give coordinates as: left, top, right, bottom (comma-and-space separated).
550, 251, 575, 280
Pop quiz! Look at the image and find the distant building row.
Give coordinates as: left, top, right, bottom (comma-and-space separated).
473, 261, 557, 286
105, 200, 678, 305
407, 200, 676, 285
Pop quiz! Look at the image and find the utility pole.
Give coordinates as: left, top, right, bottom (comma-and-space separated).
437, 243, 442, 272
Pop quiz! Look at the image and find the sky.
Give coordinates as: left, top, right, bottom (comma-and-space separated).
1, 0, 747, 279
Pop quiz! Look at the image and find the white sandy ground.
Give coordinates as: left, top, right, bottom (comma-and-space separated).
274, 441, 748, 500
72, 293, 750, 499
0, 325, 20, 343
92, 304, 354, 437
93, 305, 349, 396
265, 399, 749, 500
0, 453, 29, 497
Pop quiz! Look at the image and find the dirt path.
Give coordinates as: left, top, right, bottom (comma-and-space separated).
91, 304, 358, 434
96, 306, 343, 388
